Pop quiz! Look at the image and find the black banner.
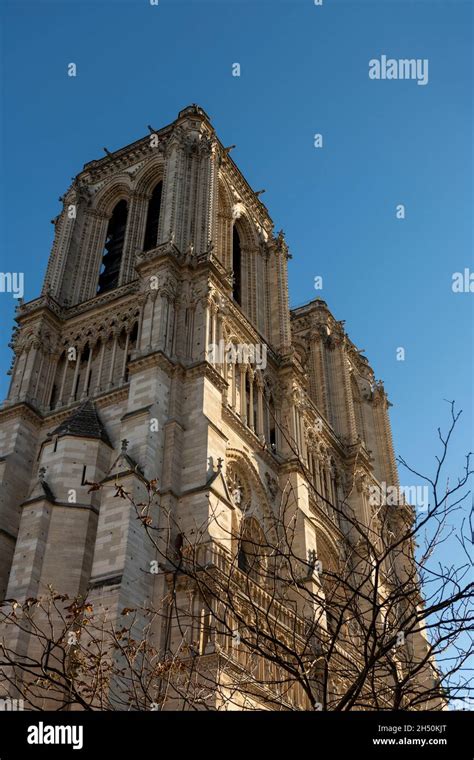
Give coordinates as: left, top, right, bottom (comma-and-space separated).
0, 710, 471, 758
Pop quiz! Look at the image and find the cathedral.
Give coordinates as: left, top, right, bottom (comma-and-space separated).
0, 105, 436, 710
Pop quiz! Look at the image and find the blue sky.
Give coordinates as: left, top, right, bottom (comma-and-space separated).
1, 1, 472, 571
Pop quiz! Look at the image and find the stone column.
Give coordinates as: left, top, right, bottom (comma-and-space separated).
107, 334, 118, 390
121, 331, 130, 383
149, 293, 159, 351
248, 369, 254, 431
309, 328, 329, 418
68, 348, 81, 403
256, 376, 264, 440
81, 344, 94, 399
315, 457, 322, 497
57, 354, 69, 407
204, 298, 211, 362
42, 352, 60, 409
240, 365, 247, 424
135, 302, 145, 356
94, 339, 106, 394
219, 320, 226, 379
373, 385, 399, 487
120, 191, 149, 285
211, 307, 217, 360
31, 350, 45, 405
13, 349, 29, 402
231, 362, 237, 409
19, 345, 37, 402
75, 210, 109, 304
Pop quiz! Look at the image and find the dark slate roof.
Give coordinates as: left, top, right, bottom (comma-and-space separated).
51, 400, 112, 447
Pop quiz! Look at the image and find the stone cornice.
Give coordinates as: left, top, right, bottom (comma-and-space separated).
65, 281, 141, 319
0, 401, 43, 426
186, 361, 228, 392
127, 350, 178, 378
16, 295, 63, 323
291, 299, 377, 381
38, 387, 129, 429
135, 241, 185, 272
219, 156, 273, 235
80, 126, 174, 182
121, 404, 154, 422
16, 282, 142, 332
278, 456, 307, 479
68, 105, 274, 244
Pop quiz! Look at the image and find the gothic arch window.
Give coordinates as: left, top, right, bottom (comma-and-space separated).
237, 516, 267, 581
143, 181, 163, 251
97, 199, 128, 294
49, 382, 58, 409
317, 540, 342, 637
266, 392, 276, 452
232, 225, 242, 305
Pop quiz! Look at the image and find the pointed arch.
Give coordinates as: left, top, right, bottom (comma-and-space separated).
226, 448, 278, 536
238, 515, 268, 580
97, 199, 128, 294
133, 157, 165, 198
93, 177, 132, 216
143, 181, 163, 251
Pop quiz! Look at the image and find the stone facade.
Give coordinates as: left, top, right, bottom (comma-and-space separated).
0, 105, 434, 709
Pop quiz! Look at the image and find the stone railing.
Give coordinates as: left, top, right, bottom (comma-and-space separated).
192, 541, 307, 640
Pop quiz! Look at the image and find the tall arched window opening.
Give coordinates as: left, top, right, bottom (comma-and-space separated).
269, 395, 276, 452
232, 226, 242, 305
143, 181, 163, 251
237, 517, 267, 582
97, 200, 128, 294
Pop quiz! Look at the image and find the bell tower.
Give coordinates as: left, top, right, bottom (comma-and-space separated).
0, 105, 292, 626
0, 106, 430, 711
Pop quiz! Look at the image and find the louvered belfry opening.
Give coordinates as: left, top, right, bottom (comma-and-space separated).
232, 225, 242, 305
143, 181, 163, 251
97, 199, 128, 293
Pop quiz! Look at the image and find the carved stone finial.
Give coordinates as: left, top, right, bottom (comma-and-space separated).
121, 438, 129, 453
